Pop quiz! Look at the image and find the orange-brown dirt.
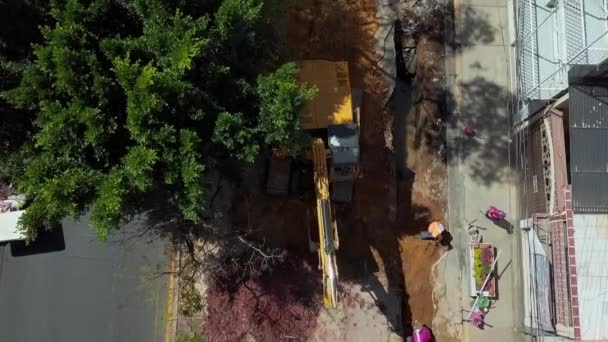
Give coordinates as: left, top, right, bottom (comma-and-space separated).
396, 7, 449, 329
228, 0, 448, 337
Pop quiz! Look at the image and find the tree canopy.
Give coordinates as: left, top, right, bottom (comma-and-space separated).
1, 0, 315, 240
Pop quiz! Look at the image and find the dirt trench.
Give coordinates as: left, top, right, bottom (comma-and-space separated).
394, 9, 449, 330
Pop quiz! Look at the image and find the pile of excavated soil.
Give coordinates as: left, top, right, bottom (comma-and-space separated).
202, 256, 321, 342
395, 152, 446, 328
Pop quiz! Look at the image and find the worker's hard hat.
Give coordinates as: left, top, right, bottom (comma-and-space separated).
428, 221, 445, 238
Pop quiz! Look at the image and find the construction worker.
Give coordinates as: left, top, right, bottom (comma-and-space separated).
419, 221, 448, 245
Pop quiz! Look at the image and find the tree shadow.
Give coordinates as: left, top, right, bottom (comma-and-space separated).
0, 0, 48, 60
358, 273, 404, 333
9, 223, 65, 257
460, 5, 498, 48
391, 3, 513, 338
394, 1, 511, 188
493, 218, 514, 234
0, 0, 47, 165
449, 77, 514, 186
336, 213, 406, 335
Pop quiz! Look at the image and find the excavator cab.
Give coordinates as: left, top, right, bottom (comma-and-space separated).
297, 60, 360, 200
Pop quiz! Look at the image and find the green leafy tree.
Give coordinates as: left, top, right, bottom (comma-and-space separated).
256, 62, 317, 152
2, 0, 314, 241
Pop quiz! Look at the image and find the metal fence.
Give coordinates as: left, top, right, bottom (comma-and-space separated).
519, 0, 540, 100
569, 83, 608, 213
516, 0, 608, 104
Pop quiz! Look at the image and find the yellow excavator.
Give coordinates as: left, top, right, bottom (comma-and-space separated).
299, 60, 360, 308
265, 60, 359, 308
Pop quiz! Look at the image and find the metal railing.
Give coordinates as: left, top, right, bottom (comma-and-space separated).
524, 29, 608, 99
516, 0, 608, 102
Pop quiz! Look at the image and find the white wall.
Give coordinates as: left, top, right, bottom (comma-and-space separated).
583, 0, 608, 64
535, 3, 567, 97
573, 214, 608, 341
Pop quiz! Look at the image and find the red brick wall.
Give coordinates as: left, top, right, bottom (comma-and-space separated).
551, 219, 570, 327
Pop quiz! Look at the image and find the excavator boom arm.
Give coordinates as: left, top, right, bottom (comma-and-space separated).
312, 139, 339, 308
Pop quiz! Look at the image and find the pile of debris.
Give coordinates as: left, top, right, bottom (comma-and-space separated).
395, 0, 445, 78
0, 182, 26, 213
395, 19, 418, 78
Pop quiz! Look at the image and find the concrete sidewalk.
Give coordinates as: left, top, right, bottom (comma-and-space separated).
433, 0, 528, 341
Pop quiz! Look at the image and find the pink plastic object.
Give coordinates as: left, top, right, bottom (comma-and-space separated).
487, 206, 506, 221
463, 123, 477, 138
412, 326, 432, 342
468, 309, 485, 328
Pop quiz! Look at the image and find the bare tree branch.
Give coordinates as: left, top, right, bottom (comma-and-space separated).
237, 236, 273, 259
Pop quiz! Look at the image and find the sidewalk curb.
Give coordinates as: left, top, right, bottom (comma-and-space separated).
442, 0, 468, 340
164, 245, 179, 342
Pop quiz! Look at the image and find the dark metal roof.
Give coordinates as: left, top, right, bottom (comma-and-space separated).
526, 99, 551, 118
568, 65, 608, 213
327, 124, 359, 166
569, 64, 608, 86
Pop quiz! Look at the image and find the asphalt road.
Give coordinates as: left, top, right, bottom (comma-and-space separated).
0, 214, 171, 342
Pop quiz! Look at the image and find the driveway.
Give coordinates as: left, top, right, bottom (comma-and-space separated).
0, 214, 171, 342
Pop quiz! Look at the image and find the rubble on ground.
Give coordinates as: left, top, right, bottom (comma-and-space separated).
0, 183, 26, 213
